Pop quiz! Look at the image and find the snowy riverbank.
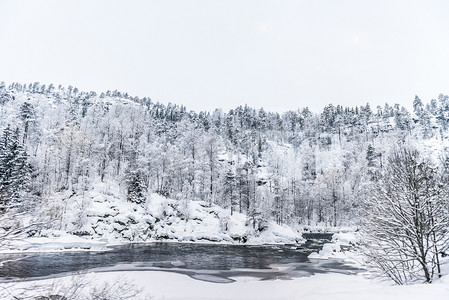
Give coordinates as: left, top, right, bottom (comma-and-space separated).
2, 270, 448, 300
308, 229, 449, 288
308, 231, 361, 262
0, 185, 308, 253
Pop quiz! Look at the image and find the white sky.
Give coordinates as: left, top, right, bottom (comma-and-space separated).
1, 0, 449, 113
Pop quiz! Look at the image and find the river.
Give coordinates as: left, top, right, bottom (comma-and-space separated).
0, 233, 361, 283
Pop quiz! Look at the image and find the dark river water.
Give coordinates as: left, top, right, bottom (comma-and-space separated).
0, 233, 362, 283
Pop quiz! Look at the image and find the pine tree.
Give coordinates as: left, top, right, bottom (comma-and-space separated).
413, 95, 424, 119
366, 144, 380, 180
0, 83, 14, 105
125, 167, 147, 204
0, 126, 33, 210
223, 167, 237, 215
19, 101, 36, 143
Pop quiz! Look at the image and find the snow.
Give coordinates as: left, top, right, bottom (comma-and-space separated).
0, 184, 305, 253
2, 270, 448, 300
418, 135, 449, 163
308, 231, 361, 262
0, 231, 107, 253
2, 86, 449, 298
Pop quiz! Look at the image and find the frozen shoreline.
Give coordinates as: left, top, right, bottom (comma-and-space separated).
0, 233, 308, 254
0, 192, 316, 253
0, 222, 348, 254
0, 228, 341, 254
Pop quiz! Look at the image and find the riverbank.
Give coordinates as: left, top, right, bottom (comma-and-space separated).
0, 224, 306, 254
0, 226, 348, 254
0, 187, 310, 253
1, 270, 448, 300
0, 225, 353, 254
308, 231, 361, 262
1, 180, 359, 254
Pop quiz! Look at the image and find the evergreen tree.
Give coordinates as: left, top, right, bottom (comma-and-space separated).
413, 95, 424, 119
0, 126, 33, 210
366, 144, 380, 180
125, 167, 147, 204
223, 167, 237, 215
19, 101, 36, 143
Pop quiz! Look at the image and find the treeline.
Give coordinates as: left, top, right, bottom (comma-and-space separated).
1, 81, 449, 229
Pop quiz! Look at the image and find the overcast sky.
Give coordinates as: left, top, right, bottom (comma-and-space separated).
1, 0, 448, 113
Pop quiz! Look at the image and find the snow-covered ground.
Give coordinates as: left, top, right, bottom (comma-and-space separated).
1, 270, 448, 300
305, 230, 449, 299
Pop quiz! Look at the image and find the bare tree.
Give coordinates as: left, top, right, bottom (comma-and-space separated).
362, 147, 449, 284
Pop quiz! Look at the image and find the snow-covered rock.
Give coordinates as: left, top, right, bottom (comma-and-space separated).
1, 183, 305, 252
308, 230, 359, 260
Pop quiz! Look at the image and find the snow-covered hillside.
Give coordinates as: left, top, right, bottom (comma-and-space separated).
1, 182, 303, 252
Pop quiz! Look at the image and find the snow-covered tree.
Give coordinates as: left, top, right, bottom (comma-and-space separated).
0, 125, 34, 210
363, 147, 449, 284
1, 82, 448, 245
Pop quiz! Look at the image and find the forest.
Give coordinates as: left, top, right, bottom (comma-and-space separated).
1, 81, 449, 287
0, 81, 448, 240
